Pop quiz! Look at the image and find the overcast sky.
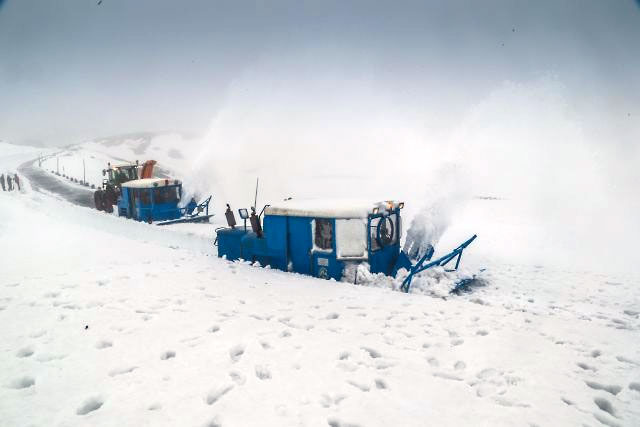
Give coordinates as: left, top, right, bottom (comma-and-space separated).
0, 0, 638, 146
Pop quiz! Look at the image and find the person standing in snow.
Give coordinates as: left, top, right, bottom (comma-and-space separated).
7, 174, 13, 191
14, 173, 20, 191
0, 173, 5, 191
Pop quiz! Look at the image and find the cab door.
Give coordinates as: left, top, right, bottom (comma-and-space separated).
311, 218, 341, 280
128, 189, 137, 219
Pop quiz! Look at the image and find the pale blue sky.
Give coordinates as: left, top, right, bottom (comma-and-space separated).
0, 0, 638, 145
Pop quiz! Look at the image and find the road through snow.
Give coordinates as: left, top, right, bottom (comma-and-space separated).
18, 159, 94, 208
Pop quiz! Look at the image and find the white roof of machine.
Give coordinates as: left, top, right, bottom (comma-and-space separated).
122, 178, 181, 189
265, 199, 399, 218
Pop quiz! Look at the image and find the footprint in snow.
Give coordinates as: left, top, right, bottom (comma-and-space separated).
108, 366, 137, 377
16, 347, 34, 358
347, 380, 370, 392
95, 340, 113, 349
8, 376, 35, 389
203, 417, 223, 427
229, 370, 246, 385
160, 351, 176, 360
229, 344, 245, 362
433, 372, 464, 381
326, 312, 340, 320
319, 393, 347, 408
593, 397, 617, 417
338, 351, 350, 360
76, 397, 104, 415
577, 362, 597, 371
255, 365, 272, 380
29, 330, 47, 339
427, 357, 440, 367
205, 385, 233, 405
328, 417, 362, 427
585, 381, 622, 396
374, 378, 388, 389
361, 347, 381, 359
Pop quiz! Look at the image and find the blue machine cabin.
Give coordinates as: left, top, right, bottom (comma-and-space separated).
216, 200, 404, 280
117, 178, 183, 223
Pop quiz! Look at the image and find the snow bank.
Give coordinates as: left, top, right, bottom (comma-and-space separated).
342, 262, 476, 298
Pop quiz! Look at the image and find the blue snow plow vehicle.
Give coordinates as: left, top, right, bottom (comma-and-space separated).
215, 199, 477, 293
117, 178, 213, 225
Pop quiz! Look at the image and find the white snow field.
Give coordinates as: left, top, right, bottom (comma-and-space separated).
1, 142, 640, 427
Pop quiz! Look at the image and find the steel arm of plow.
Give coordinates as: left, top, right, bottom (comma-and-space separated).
400, 234, 477, 293
180, 195, 212, 217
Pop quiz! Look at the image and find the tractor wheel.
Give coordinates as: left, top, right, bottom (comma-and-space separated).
104, 186, 117, 206
94, 190, 104, 211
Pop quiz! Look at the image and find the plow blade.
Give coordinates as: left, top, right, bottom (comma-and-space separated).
156, 214, 214, 226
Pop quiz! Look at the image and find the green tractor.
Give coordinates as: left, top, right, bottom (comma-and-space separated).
94, 160, 156, 212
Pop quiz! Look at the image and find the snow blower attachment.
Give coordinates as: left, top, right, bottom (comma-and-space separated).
215, 199, 478, 293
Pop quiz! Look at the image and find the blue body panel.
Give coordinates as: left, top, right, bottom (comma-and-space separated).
216, 208, 403, 282
264, 215, 288, 271
217, 228, 247, 261
287, 217, 313, 275
117, 185, 182, 223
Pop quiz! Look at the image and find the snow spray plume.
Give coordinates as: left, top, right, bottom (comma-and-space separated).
188, 56, 433, 211
403, 164, 471, 258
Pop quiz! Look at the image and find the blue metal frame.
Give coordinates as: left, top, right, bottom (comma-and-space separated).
399, 234, 477, 293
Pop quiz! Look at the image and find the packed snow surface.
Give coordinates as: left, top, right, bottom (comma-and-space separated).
1, 143, 639, 426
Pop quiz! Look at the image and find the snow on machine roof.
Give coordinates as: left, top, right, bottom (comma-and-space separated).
265, 199, 403, 219
122, 178, 181, 189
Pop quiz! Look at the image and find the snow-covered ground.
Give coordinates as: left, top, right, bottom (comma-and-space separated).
1, 142, 639, 426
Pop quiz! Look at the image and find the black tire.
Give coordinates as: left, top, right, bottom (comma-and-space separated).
104, 186, 117, 206
94, 190, 104, 211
